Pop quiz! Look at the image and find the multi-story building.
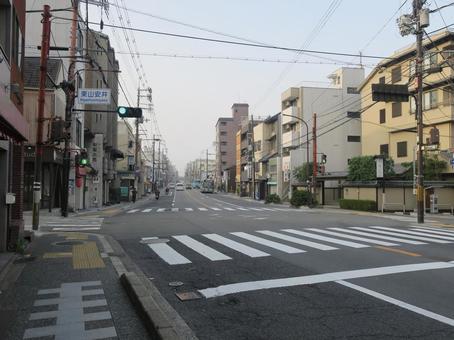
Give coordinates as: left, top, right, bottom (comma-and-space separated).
23, 57, 65, 211
26, 0, 88, 212
360, 30, 454, 180
280, 67, 365, 203
84, 29, 121, 207
185, 158, 216, 183
0, 0, 28, 251
116, 120, 135, 201
215, 103, 248, 192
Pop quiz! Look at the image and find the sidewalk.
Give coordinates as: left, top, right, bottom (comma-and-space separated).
0, 232, 149, 339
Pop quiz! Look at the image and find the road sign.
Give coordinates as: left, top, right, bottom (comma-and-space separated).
78, 88, 111, 105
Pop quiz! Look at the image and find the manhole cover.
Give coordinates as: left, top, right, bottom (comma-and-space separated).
175, 291, 202, 301
53, 241, 85, 246
169, 281, 184, 287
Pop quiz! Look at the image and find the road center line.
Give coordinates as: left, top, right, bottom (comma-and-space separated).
374, 246, 421, 257
198, 261, 454, 299
336, 280, 454, 327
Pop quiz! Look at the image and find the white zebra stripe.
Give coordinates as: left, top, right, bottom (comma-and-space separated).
330, 228, 425, 245
173, 235, 231, 261
257, 230, 337, 251
285, 229, 368, 248
203, 234, 270, 258
355, 227, 451, 244
147, 243, 191, 265
371, 226, 454, 241
127, 209, 139, 214
315, 228, 398, 246
230, 232, 304, 254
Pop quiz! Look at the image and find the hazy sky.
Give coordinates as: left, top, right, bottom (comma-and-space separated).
85, 0, 454, 173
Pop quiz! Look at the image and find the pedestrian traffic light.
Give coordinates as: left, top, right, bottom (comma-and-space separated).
117, 106, 142, 118
79, 150, 89, 167
321, 153, 327, 164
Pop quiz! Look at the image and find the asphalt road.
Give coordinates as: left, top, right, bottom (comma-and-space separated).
101, 189, 454, 339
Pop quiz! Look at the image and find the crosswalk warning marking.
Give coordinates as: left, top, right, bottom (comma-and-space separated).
331, 227, 425, 245
231, 232, 305, 254
257, 230, 338, 251
223, 207, 235, 211
285, 229, 368, 249
127, 209, 139, 213
309, 228, 398, 247
203, 234, 270, 258
142, 208, 153, 213
173, 235, 231, 261
185, 208, 194, 211
156, 208, 166, 212
198, 208, 208, 211
354, 227, 451, 244
209, 207, 222, 211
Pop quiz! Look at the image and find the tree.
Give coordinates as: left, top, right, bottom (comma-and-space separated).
347, 156, 394, 181
293, 162, 313, 183
401, 155, 447, 181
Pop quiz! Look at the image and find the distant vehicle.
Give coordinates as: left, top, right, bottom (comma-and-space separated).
168, 183, 175, 189
185, 184, 192, 190
200, 179, 214, 193
176, 183, 184, 191
192, 180, 201, 189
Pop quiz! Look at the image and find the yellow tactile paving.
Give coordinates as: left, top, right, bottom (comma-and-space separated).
64, 233, 88, 240
43, 252, 73, 259
72, 241, 105, 269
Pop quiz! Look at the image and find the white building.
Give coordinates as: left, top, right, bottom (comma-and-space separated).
280, 67, 365, 203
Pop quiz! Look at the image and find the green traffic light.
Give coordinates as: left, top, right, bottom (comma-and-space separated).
118, 107, 127, 116
80, 158, 88, 166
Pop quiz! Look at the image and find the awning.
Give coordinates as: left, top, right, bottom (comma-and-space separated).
0, 87, 29, 141
111, 148, 124, 159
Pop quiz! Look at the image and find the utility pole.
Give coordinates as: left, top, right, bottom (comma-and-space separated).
312, 113, 317, 202
61, 1, 78, 217
135, 85, 140, 194
152, 135, 155, 191
206, 149, 209, 179
251, 115, 256, 200
32, 5, 52, 229
415, 0, 425, 224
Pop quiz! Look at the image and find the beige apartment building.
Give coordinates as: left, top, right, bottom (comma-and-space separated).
360, 30, 454, 176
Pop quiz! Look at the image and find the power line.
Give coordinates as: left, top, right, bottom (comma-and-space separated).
52, 16, 396, 60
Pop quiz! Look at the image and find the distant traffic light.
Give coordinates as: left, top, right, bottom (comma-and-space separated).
117, 106, 142, 118
79, 150, 89, 167
321, 153, 327, 164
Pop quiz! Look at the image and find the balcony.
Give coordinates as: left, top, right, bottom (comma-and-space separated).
281, 87, 299, 104
282, 130, 300, 149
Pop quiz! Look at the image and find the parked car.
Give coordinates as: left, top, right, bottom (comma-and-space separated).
185, 184, 192, 189
176, 183, 184, 191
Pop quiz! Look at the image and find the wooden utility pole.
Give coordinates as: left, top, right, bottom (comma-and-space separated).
135, 85, 140, 193
32, 5, 52, 230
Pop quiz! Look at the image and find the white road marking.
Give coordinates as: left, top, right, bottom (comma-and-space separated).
337, 280, 454, 327
248, 208, 264, 211
185, 208, 194, 212
198, 208, 208, 211
236, 207, 249, 211
411, 227, 454, 237
261, 208, 275, 211
51, 227, 101, 231
198, 261, 454, 298
257, 230, 337, 251
172, 235, 231, 261
147, 243, 191, 265
209, 207, 222, 211
156, 208, 166, 212
142, 208, 153, 213
223, 207, 235, 211
285, 229, 368, 248
330, 228, 425, 245
171, 208, 179, 212
412, 226, 454, 235
354, 227, 451, 244
127, 209, 139, 213
371, 226, 454, 241
203, 234, 270, 258
314, 228, 398, 246
230, 232, 305, 254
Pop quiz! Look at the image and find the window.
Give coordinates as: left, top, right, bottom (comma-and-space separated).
221, 151, 227, 156
347, 135, 361, 142
254, 141, 262, 151
11, 10, 22, 68
222, 161, 227, 165
128, 140, 133, 148
397, 141, 407, 157
443, 86, 454, 105
347, 111, 360, 118
76, 119, 82, 147
423, 52, 437, 70
77, 74, 83, 91
379, 108, 386, 124
220, 131, 227, 136
380, 144, 389, 157
409, 96, 416, 114
347, 87, 358, 94
442, 45, 454, 59
423, 90, 438, 110
391, 66, 401, 83
379, 76, 385, 84
392, 102, 402, 117
0, 1, 11, 61
221, 141, 227, 146
409, 59, 416, 77
77, 26, 84, 52
220, 121, 227, 126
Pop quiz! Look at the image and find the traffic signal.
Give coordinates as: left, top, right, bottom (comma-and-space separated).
117, 106, 142, 118
321, 153, 327, 164
79, 150, 89, 167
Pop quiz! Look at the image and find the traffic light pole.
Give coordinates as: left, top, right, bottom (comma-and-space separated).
135, 86, 140, 195
32, 5, 52, 229
312, 113, 317, 203
415, 0, 425, 224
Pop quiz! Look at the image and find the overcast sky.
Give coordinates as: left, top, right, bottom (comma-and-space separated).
84, 0, 454, 174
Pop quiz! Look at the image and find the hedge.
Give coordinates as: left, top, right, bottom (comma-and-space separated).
339, 199, 376, 211
265, 194, 281, 204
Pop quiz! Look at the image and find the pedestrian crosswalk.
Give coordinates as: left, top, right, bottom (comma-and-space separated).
126, 206, 307, 214
140, 226, 454, 266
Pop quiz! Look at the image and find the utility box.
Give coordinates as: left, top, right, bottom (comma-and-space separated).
430, 194, 438, 213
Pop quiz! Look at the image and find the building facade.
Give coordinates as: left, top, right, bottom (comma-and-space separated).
0, 0, 28, 251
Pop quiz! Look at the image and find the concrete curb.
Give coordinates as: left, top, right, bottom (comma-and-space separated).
0, 253, 18, 285
95, 234, 198, 340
